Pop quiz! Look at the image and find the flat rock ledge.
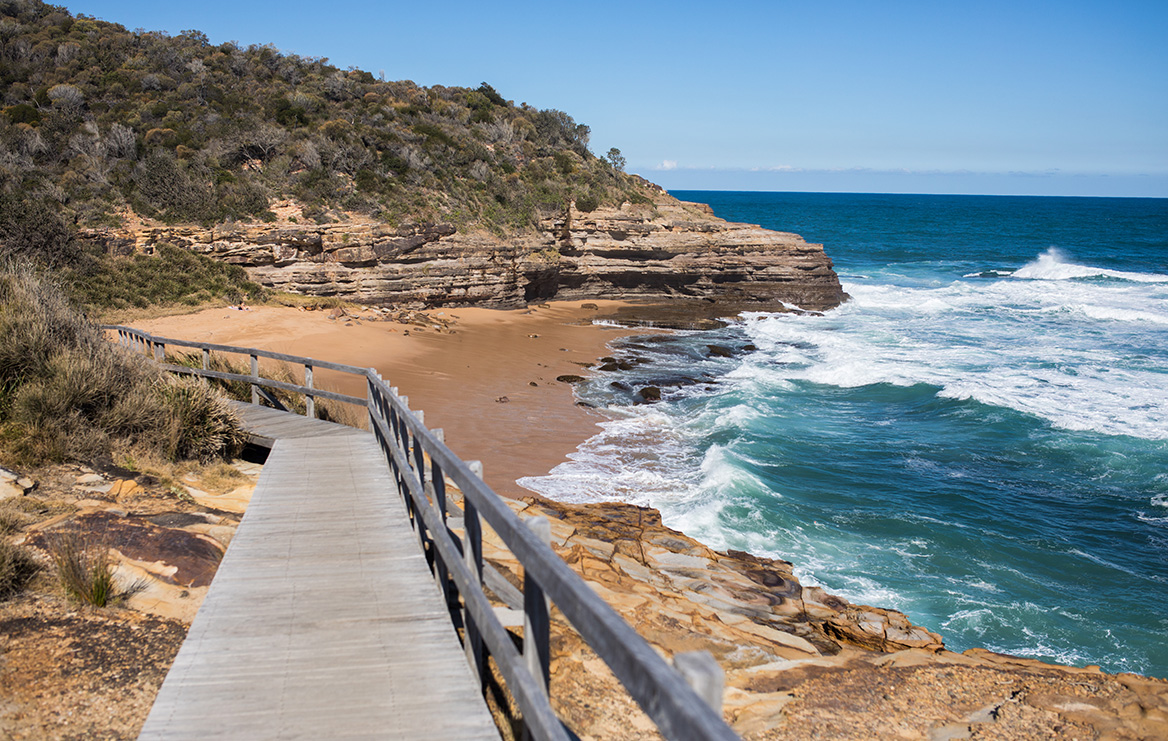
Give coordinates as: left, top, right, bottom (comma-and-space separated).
79, 197, 847, 313
477, 496, 1168, 741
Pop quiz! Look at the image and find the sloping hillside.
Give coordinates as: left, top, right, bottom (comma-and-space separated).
0, 0, 643, 237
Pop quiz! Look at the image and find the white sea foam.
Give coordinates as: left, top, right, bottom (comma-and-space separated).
738, 257, 1168, 440
1012, 247, 1168, 283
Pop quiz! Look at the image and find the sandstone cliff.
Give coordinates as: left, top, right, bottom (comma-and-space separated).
82, 195, 847, 313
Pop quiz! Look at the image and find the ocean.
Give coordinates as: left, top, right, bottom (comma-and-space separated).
519, 191, 1168, 678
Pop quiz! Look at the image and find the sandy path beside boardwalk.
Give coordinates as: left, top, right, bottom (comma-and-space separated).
130, 301, 640, 497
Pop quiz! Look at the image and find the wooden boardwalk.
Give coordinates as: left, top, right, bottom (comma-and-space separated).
138, 405, 499, 740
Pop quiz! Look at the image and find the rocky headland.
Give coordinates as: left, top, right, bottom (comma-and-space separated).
80, 194, 847, 314
486, 496, 1168, 740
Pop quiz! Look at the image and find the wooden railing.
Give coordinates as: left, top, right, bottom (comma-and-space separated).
107, 326, 738, 741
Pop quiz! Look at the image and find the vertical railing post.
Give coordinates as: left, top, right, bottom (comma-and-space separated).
304, 363, 315, 418
250, 353, 259, 405
153, 341, 165, 363
463, 464, 486, 687
202, 347, 210, 371
673, 652, 725, 715
524, 516, 552, 700
366, 375, 378, 440
430, 458, 450, 609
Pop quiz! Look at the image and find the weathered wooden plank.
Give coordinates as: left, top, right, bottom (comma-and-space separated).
139, 414, 498, 740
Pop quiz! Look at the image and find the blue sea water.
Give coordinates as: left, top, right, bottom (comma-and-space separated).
520, 191, 1168, 678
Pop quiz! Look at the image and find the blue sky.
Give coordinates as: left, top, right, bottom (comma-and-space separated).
71, 0, 1168, 197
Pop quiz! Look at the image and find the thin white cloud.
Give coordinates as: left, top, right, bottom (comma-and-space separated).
657, 160, 678, 171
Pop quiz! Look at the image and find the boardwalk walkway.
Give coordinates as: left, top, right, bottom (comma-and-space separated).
138, 404, 499, 740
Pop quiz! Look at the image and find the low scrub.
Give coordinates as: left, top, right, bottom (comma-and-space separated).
0, 262, 245, 465
64, 244, 268, 315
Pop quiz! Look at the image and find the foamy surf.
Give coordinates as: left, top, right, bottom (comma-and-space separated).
1012, 247, 1168, 283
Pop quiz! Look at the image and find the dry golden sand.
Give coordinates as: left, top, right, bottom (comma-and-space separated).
129, 301, 642, 497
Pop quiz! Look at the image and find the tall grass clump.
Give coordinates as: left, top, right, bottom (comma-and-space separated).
158, 375, 247, 461
0, 261, 244, 464
46, 531, 144, 607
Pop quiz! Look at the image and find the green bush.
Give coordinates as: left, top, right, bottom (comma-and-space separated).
575, 192, 600, 213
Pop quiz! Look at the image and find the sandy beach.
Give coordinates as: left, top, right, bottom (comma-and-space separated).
130, 300, 643, 497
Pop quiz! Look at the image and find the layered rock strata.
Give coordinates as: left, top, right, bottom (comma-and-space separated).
82, 198, 847, 312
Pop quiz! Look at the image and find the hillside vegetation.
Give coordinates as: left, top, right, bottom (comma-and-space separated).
0, 262, 245, 465
0, 0, 646, 245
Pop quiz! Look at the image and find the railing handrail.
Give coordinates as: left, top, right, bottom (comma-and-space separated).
105, 324, 738, 741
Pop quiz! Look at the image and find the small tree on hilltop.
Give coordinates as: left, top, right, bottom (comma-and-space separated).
606, 147, 626, 173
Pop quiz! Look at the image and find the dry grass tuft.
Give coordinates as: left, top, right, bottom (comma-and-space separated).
157, 376, 247, 462
197, 462, 248, 493
0, 537, 40, 600
46, 531, 145, 607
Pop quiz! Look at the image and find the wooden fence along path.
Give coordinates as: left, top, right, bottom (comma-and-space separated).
110, 326, 739, 741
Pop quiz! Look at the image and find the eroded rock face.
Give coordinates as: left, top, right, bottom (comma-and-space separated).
80, 197, 847, 312
476, 497, 1168, 740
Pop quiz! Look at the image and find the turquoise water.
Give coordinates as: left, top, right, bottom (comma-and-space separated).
521, 192, 1168, 678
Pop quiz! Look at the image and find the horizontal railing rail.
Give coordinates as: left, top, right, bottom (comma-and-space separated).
106, 325, 738, 741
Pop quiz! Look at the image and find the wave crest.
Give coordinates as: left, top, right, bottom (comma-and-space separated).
1012, 248, 1168, 283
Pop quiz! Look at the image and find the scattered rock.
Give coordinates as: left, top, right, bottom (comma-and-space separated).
556, 375, 585, 384
636, 386, 662, 402
707, 344, 736, 358
495, 396, 510, 403
0, 467, 35, 499
108, 479, 142, 500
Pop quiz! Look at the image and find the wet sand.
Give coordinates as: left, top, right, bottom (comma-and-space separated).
130, 301, 642, 497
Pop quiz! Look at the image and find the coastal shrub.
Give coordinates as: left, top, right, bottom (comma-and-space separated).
0, 193, 82, 268
64, 244, 266, 313
0, 1, 648, 235
574, 192, 600, 213
0, 263, 245, 464
157, 376, 246, 462
46, 530, 145, 607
